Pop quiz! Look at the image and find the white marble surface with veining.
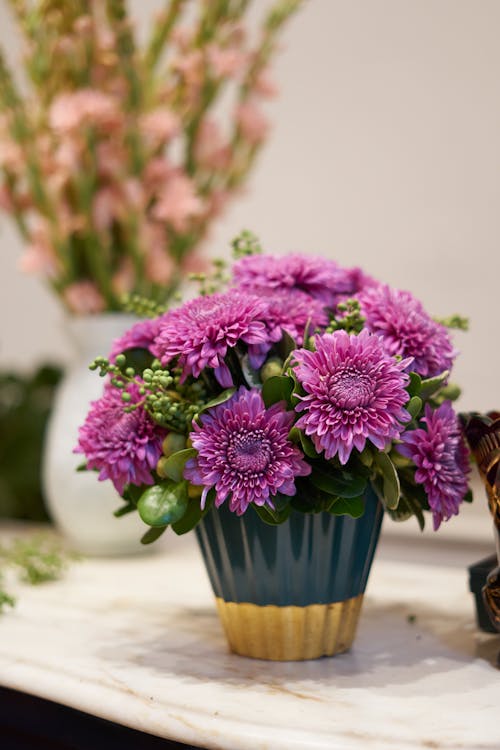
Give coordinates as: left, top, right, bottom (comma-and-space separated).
0, 524, 499, 750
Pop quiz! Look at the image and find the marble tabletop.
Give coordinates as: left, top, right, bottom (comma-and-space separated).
0, 524, 499, 750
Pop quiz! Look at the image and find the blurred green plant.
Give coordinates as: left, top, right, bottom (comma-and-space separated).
0, 364, 63, 520
0, 533, 78, 613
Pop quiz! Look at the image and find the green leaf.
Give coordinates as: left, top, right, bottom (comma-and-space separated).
160, 448, 196, 482
463, 488, 473, 503
121, 347, 155, 373
251, 502, 291, 525
172, 497, 210, 535
358, 446, 374, 468
407, 372, 422, 397
198, 388, 235, 415
277, 330, 297, 360
298, 431, 319, 458
137, 480, 188, 527
310, 465, 367, 498
420, 370, 450, 400
141, 526, 167, 545
373, 452, 400, 510
122, 483, 147, 506
407, 396, 423, 419
328, 495, 365, 518
113, 502, 137, 518
262, 375, 294, 409
240, 354, 261, 387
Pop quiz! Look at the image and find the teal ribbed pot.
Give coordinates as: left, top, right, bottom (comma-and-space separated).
195, 487, 383, 660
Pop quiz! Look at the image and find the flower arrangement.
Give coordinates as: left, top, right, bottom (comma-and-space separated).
0, 1, 301, 313
76, 232, 472, 543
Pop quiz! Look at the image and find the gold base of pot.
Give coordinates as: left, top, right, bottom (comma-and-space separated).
215, 594, 364, 661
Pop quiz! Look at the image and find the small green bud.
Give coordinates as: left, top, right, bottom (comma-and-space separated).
261, 358, 283, 382
115, 354, 126, 367
187, 483, 203, 500
156, 456, 170, 478
125, 367, 135, 378
121, 392, 131, 403
162, 433, 187, 456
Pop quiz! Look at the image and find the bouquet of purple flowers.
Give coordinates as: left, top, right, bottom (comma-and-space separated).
77, 233, 472, 543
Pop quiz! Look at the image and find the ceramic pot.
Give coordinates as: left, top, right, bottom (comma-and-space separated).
195, 488, 383, 661
43, 314, 150, 556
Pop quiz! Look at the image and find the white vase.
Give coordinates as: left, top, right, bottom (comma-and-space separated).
43, 314, 152, 556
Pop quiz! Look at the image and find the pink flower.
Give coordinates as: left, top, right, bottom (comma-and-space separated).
194, 119, 231, 171
253, 70, 278, 98
139, 109, 179, 143
143, 158, 174, 194
54, 140, 81, 174
173, 50, 204, 87
204, 188, 231, 220
112, 259, 135, 296
145, 243, 175, 285
0, 184, 14, 212
235, 100, 269, 144
92, 187, 123, 231
123, 178, 146, 210
96, 142, 126, 179
19, 241, 59, 278
18, 221, 59, 278
63, 281, 106, 314
49, 90, 122, 132
0, 139, 24, 172
207, 45, 248, 77
153, 171, 203, 231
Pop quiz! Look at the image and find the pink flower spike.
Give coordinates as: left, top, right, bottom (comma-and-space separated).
235, 101, 269, 145
253, 70, 278, 98
153, 172, 203, 231
63, 281, 106, 314
207, 45, 248, 78
139, 109, 179, 143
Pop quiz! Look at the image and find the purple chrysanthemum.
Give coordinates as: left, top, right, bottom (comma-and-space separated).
398, 401, 470, 530
76, 384, 166, 495
293, 329, 411, 464
152, 291, 272, 387
247, 286, 329, 360
359, 285, 455, 378
184, 387, 311, 515
233, 253, 378, 308
109, 316, 165, 361
233, 253, 343, 306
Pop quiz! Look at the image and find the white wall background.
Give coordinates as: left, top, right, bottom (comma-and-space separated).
0, 0, 499, 417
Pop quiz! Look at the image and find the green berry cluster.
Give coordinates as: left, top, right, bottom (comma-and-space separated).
326, 299, 365, 335
188, 258, 229, 297
89, 355, 207, 433
120, 293, 168, 319
231, 229, 263, 258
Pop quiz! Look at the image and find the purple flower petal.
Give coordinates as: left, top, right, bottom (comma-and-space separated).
184, 387, 311, 515
293, 329, 411, 464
